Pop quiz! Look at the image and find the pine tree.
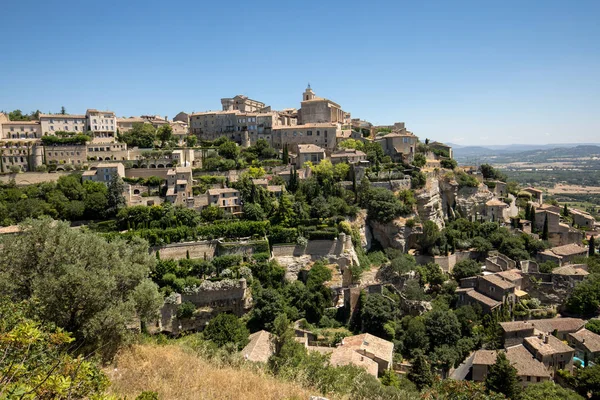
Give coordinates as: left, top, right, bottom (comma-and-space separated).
590, 235, 596, 257
542, 214, 549, 241
485, 352, 520, 399
408, 351, 434, 391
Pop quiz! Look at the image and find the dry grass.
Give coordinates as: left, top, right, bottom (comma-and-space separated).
105, 344, 314, 400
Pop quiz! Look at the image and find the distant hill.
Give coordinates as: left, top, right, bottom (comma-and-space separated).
454, 144, 600, 164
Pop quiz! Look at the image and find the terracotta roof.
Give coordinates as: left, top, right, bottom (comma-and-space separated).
524, 334, 574, 356
486, 199, 508, 207
307, 345, 335, 354
473, 350, 498, 365
532, 318, 586, 334
548, 244, 588, 257
500, 321, 536, 333
2, 121, 41, 125
0, 225, 21, 235
251, 179, 268, 186
482, 274, 515, 290
569, 329, 600, 353
466, 290, 502, 309
340, 333, 394, 364
552, 265, 589, 276
331, 150, 366, 158
429, 141, 451, 148
39, 114, 86, 119
329, 347, 379, 376
496, 270, 523, 282
267, 185, 284, 192
242, 330, 274, 363
297, 144, 325, 153
506, 345, 552, 378
274, 123, 338, 130
207, 188, 239, 196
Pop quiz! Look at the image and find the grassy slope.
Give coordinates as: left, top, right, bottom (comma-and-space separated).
105, 344, 313, 400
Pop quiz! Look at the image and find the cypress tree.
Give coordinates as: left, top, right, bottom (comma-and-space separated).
485, 352, 520, 399
186, 249, 190, 259
156, 250, 160, 260
563, 203, 569, 217
530, 205, 537, 232
542, 214, 549, 240
590, 235, 596, 257
282, 144, 289, 164
525, 203, 531, 221
407, 351, 434, 391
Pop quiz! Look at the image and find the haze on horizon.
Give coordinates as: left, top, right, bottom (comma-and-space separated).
0, 0, 598, 146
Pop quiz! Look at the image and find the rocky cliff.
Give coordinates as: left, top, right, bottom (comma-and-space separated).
369, 217, 419, 252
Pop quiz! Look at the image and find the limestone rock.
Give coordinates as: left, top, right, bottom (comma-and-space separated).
369, 218, 417, 251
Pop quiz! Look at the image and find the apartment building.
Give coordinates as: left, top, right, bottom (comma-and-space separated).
44, 144, 88, 167
295, 144, 326, 168
39, 114, 86, 135
86, 109, 117, 142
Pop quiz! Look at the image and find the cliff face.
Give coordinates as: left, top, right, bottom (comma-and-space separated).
416, 174, 495, 226
369, 218, 418, 252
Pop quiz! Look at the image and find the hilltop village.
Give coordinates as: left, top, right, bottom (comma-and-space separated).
2, 87, 600, 399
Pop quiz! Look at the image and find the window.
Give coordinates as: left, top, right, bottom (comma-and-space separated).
65, 126, 68, 130
50, 126, 54, 131
20, 127, 24, 131
536, 377, 540, 382
10, 127, 13, 132
526, 376, 531, 382
307, 130, 312, 136
317, 130, 320, 136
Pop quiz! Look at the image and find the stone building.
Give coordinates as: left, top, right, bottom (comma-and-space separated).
298, 85, 349, 125
39, 114, 86, 135
568, 328, 600, 364
374, 129, 418, 163
456, 274, 517, 314
295, 144, 326, 168
523, 187, 543, 205
86, 109, 117, 142
537, 244, 588, 266
82, 162, 125, 184
428, 141, 453, 159
173, 111, 189, 124
87, 142, 128, 161
330, 333, 393, 377
1, 120, 42, 139
44, 144, 88, 168
221, 95, 267, 113
523, 333, 574, 374
116, 117, 147, 133
271, 123, 339, 151
207, 188, 242, 215
165, 166, 193, 206
570, 208, 596, 229
472, 345, 552, 386
0, 141, 43, 172
330, 149, 367, 164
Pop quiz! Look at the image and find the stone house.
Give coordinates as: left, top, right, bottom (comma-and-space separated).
456, 287, 502, 314
531, 318, 586, 340
478, 274, 516, 304
295, 144, 326, 168
242, 330, 274, 363
523, 187, 543, 205
298, 85, 349, 125
428, 141, 453, 159
82, 162, 125, 184
165, 166, 193, 206
485, 253, 517, 272
567, 328, 600, 364
537, 244, 588, 266
472, 345, 552, 386
456, 274, 517, 314
87, 142, 128, 161
44, 144, 88, 168
496, 269, 524, 291
570, 209, 596, 229
484, 199, 509, 222
330, 333, 393, 377
500, 321, 537, 348
86, 109, 117, 143
523, 333, 574, 374
374, 131, 418, 163
330, 149, 367, 164
207, 187, 242, 215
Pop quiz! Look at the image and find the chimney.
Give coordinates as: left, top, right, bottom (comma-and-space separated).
544, 335, 549, 344
538, 333, 544, 340
583, 338, 586, 344
165, 115, 168, 122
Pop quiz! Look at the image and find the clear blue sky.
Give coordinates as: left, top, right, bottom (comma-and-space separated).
1, 0, 598, 145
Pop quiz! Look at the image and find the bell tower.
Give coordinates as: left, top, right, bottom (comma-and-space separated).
303, 83, 315, 101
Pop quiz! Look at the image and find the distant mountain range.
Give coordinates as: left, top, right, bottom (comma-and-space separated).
451, 143, 600, 159
452, 144, 600, 164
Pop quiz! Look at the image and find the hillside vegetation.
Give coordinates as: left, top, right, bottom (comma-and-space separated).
105, 343, 314, 400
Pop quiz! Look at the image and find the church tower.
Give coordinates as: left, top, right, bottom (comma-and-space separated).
303, 84, 315, 101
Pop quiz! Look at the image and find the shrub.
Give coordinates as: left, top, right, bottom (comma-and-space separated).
177, 301, 196, 319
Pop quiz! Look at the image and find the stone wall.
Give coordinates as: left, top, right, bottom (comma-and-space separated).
182, 279, 249, 316
0, 171, 71, 185
415, 250, 477, 273
151, 241, 218, 260
272, 238, 346, 259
